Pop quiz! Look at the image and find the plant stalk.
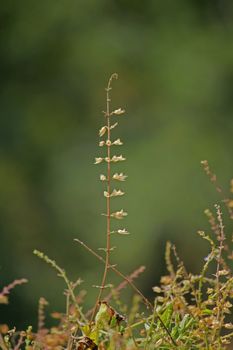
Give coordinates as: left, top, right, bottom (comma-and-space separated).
90, 74, 116, 323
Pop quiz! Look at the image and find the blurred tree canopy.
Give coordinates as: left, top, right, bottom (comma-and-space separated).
0, 0, 233, 328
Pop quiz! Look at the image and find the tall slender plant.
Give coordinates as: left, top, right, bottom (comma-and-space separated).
92, 73, 128, 320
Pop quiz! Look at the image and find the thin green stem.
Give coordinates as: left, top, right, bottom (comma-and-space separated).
33, 250, 87, 324
213, 205, 225, 342
90, 74, 117, 323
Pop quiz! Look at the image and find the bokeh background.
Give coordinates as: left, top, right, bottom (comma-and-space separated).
1, 0, 233, 329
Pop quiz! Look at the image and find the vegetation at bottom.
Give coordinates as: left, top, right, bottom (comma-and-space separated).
1, 75, 233, 350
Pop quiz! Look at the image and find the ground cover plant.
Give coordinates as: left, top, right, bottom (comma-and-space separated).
1, 75, 233, 349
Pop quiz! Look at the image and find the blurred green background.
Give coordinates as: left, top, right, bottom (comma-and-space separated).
1, 0, 233, 329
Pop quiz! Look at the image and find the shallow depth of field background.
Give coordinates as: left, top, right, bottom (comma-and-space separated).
1, 0, 233, 328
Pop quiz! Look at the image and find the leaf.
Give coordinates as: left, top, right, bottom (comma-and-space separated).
95, 302, 112, 329
202, 308, 213, 316
179, 314, 192, 332
161, 303, 173, 327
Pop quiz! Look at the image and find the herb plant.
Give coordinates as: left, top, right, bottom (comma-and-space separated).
1, 75, 233, 350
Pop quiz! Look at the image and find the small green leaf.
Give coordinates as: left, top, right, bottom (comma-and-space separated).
161, 303, 173, 327
202, 308, 213, 316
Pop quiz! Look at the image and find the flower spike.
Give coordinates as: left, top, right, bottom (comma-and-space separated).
92, 73, 129, 322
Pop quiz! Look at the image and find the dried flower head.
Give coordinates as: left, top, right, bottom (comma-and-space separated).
94, 157, 103, 164
113, 173, 128, 181
99, 126, 107, 137
111, 209, 128, 219
111, 155, 126, 162
117, 228, 129, 235
104, 189, 124, 198
112, 138, 123, 146
100, 174, 107, 181
111, 108, 125, 116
